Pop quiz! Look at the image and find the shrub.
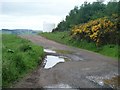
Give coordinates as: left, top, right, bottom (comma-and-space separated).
71, 15, 119, 46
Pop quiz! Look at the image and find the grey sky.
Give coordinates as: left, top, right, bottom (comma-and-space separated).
2, 2, 72, 16
0, 0, 111, 30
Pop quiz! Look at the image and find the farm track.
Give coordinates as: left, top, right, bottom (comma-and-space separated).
13, 35, 119, 89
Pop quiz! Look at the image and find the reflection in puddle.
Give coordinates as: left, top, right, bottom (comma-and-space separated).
44, 55, 69, 69
44, 49, 56, 53
43, 49, 71, 69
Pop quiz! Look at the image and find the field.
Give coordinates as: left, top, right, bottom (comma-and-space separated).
40, 31, 119, 59
2, 34, 44, 87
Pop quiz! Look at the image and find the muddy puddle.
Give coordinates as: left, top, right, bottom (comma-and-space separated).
43, 49, 70, 69
86, 72, 119, 89
43, 55, 65, 69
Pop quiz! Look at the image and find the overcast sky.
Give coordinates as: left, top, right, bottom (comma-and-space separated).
0, 0, 111, 31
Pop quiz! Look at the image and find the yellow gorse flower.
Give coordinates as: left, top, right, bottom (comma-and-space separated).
71, 16, 118, 45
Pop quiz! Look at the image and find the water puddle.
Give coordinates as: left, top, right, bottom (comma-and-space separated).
43, 55, 70, 69
86, 72, 119, 89
43, 49, 71, 69
44, 49, 56, 53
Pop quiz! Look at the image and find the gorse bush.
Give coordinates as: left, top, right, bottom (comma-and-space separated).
40, 1, 119, 58
53, 1, 119, 32
40, 31, 119, 58
71, 15, 119, 46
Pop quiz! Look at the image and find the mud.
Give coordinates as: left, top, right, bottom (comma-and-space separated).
13, 35, 119, 89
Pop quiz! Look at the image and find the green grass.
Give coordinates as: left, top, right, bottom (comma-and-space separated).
0, 34, 2, 87
39, 31, 119, 59
2, 34, 44, 87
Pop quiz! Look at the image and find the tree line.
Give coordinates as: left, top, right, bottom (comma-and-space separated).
52, 1, 119, 32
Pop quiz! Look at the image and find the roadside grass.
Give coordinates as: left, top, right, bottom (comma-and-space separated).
39, 31, 119, 59
0, 34, 2, 87
2, 34, 44, 87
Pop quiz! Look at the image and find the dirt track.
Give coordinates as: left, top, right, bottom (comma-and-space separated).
13, 35, 118, 89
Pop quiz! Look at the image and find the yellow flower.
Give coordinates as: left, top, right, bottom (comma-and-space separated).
79, 30, 82, 33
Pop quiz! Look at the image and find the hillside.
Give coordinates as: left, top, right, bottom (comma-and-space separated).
53, 1, 119, 32
40, 1, 120, 58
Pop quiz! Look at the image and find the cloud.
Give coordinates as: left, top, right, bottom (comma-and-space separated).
0, 15, 63, 30
1, 0, 111, 16
1, 0, 81, 16
0, 0, 112, 31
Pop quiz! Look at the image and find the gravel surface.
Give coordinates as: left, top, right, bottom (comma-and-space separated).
13, 35, 119, 89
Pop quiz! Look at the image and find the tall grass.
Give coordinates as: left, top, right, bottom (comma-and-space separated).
2, 34, 44, 87
39, 32, 119, 58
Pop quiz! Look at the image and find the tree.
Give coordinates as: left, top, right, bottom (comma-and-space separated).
53, 1, 119, 32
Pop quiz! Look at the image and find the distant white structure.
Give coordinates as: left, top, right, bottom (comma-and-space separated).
43, 22, 55, 32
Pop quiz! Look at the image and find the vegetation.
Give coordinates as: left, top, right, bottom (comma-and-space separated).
40, 32, 119, 58
53, 1, 119, 32
0, 34, 2, 87
2, 34, 44, 87
71, 15, 119, 46
40, 1, 119, 59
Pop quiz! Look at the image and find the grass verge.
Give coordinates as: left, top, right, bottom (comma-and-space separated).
39, 31, 119, 59
0, 34, 2, 87
2, 34, 44, 87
